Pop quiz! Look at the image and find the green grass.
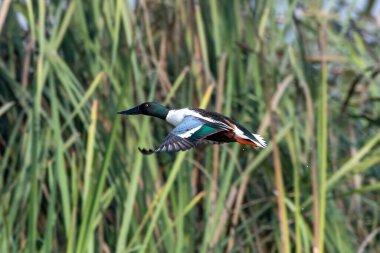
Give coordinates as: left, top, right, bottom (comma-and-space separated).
1, 0, 380, 252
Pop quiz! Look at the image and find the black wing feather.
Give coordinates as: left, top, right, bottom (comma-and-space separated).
138, 134, 197, 155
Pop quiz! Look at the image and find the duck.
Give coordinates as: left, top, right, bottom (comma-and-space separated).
118, 102, 266, 155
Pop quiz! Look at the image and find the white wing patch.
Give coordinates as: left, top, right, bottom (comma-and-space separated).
178, 125, 202, 138
233, 126, 245, 137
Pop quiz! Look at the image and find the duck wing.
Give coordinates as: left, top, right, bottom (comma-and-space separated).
138, 116, 227, 155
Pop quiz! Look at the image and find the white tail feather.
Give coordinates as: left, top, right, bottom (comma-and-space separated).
252, 134, 266, 148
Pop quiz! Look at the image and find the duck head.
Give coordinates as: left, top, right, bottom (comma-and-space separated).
118, 102, 169, 120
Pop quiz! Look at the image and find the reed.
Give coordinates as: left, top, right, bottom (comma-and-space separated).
0, 0, 379, 252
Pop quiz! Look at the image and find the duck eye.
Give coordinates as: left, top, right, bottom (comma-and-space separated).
144, 103, 150, 108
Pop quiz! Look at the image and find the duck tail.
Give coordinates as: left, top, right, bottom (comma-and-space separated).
252, 134, 267, 148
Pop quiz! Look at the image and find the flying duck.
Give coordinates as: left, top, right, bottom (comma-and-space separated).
118, 102, 266, 155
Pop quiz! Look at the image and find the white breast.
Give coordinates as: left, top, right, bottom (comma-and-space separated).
166, 108, 205, 126
166, 109, 187, 126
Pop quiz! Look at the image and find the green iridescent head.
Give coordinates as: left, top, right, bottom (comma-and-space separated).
118, 102, 169, 120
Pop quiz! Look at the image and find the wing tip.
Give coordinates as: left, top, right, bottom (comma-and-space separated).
252, 134, 267, 148
138, 147, 155, 155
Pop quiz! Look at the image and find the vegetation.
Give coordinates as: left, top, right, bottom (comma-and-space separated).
1, 0, 380, 252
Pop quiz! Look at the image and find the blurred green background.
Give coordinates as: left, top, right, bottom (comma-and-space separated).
1, 0, 380, 252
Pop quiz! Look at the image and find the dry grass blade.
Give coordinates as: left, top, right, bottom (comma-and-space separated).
357, 227, 380, 253
257, 75, 293, 134
0, 0, 11, 35
270, 111, 290, 253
